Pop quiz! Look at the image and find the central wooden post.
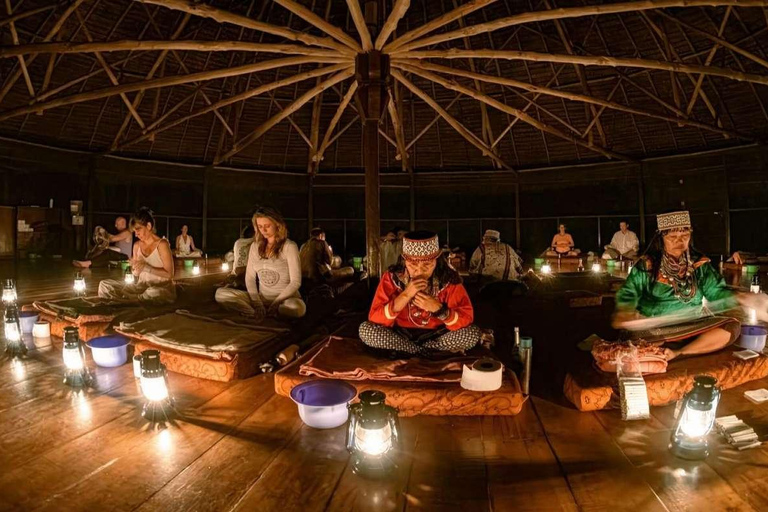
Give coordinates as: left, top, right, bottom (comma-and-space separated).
357, 51, 389, 278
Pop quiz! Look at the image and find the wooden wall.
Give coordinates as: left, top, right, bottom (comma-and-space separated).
0, 137, 766, 260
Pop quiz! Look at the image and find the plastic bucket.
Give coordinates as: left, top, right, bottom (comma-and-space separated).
739, 325, 767, 352
87, 335, 129, 367
290, 380, 357, 429
745, 264, 759, 273
352, 257, 363, 271
119, 260, 130, 270
534, 258, 544, 268
19, 311, 39, 334
183, 259, 195, 268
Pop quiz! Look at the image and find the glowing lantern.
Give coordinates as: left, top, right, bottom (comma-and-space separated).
541, 264, 552, 274
221, 261, 230, 272
73, 272, 86, 295
62, 326, 92, 388
2, 279, 17, 305
139, 349, 174, 421
192, 262, 201, 276
124, 267, 135, 285
592, 263, 601, 273
346, 390, 401, 477
669, 376, 719, 460
4, 304, 26, 357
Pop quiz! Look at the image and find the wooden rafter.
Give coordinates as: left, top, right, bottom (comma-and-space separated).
216, 68, 355, 165
345, 0, 373, 51
4, 0, 36, 97
274, 0, 362, 52
0, 56, 348, 123
392, 69, 511, 170
0, 3, 56, 28
395, 49, 768, 87
135, 0, 356, 55
394, 62, 630, 161
387, 89, 409, 171
390, 0, 768, 53
312, 80, 358, 174
375, 0, 410, 50
406, 95, 460, 151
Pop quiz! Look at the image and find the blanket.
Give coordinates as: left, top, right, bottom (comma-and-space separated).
298, 336, 491, 383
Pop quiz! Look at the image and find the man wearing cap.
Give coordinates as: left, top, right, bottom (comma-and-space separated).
602, 220, 640, 261
469, 229, 523, 281
613, 211, 766, 361
360, 231, 481, 355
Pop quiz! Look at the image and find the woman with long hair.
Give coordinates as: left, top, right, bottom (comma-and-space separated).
360, 231, 480, 355
613, 211, 766, 361
215, 206, 305, 319
175, 225, 203, 257
98, 207, 176, 304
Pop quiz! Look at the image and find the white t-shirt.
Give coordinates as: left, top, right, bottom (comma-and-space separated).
245, 240, 301, 305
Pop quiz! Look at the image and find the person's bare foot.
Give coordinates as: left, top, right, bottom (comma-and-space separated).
664, 348, 679, 361
72, 260, 91, 268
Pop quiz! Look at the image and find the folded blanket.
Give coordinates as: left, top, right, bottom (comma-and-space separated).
591, 339, 668, 375
117, 312, 280, 356
299, 336, 493, 383
34, 296, 140, 319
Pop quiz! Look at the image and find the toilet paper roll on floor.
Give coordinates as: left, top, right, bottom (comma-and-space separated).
32, 321, 51, 338
461, 358, 504, 392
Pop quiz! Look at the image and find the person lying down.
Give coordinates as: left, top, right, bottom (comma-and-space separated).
359, 230, 481, 356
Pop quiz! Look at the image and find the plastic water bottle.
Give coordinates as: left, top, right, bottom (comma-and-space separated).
519, 336, 532, 396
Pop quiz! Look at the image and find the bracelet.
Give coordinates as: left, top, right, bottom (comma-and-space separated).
435, 303, 450, 320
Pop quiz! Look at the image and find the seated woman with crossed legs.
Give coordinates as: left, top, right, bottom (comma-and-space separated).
215, 206, 306, 320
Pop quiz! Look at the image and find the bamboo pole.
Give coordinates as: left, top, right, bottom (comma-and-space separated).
384, 0, 497, 52
36, 53, 143, 102
395, 49, 768, 87
0, 40, 349, 59
216, 69, 355, 165
0, 0, 87, 104
117, 62, 352, 151
274, 0, 362, 52
387, 92, 409, 171
0, 3, 56, 28
134, 0, 356, 55
391, 0, 768, 53
346, 0, 373, 52
375, 0, 410, 50
392, 69, 511, 169
4, 0, 36, 97
392, 59, 744, 139
312, 80, 358, 173
406, 95, 460, 150
0, 56, 348, 123
395, 63, 631, 161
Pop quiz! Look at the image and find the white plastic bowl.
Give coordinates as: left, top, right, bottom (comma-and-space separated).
290, 380, 357, 429
87, 335, 129, 367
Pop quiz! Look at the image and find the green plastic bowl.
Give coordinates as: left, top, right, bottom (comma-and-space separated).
606, 259, 616, 267
745, 264, 759, 273
183, 259, 195, 268
352, 257, 363, 271
119, 260, 130, 270
534, 258, 544, 267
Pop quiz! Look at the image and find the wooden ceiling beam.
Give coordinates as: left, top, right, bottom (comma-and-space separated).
375, 0, 410, 50
274, 0, 362, 52
0, 3, 56, 28
4, 0, 36, 98
215, 68, 354, 165
312, 80, 358, 174
390, 0, 768, 53
346, 0, 373, 51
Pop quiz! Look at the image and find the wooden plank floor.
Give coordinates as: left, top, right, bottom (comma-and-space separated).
2, 261, 768, 511
1, 342, 767, 512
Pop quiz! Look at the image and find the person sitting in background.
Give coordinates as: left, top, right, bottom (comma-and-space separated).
359, 231, 480, 355
380, 227, 404, 271
613, 211, 766, 361
215, 206, 305, 320
469, 229, 523, 281
98, 208, 176, 304
175, 225, 203, 257
300, 227, 354, 290
730, 251, 768, 265
602, 220, 639, 260
73, 216, 133, 268
545, 224, 580, 256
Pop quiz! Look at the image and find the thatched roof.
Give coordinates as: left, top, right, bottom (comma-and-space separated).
2, 0, 768, 173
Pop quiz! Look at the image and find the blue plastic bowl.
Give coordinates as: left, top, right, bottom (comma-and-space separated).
87, 335, 130, 367
290, 380, 357, 429
739, 325, 767, 352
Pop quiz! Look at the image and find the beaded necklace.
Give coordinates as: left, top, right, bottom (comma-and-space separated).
659, 251, 697, 303
396, 272, 444, 326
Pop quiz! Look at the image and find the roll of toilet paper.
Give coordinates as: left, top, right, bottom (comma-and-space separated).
461, 358, 503, 392
32, 321, 51, 338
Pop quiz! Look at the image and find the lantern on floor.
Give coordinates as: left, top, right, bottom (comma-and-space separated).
4, 303, 26, 357
669, 375, 720, 460
592, 263, 601, 273
751, 274, 761, 294
3, 279, 17, 305
139, 349, 174, 421
62, 326, 92, 388
73, 272, 86, 295
124, 267, 135, 285
192, 262, 201, 275
541, 264, 552, 274
346, 390, 401, 477
221, 261, 230, 272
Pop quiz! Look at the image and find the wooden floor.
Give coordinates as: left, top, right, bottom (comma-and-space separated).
1, 261, 768, 511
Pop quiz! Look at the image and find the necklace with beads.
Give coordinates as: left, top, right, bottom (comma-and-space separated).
659, 252, 697, 303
